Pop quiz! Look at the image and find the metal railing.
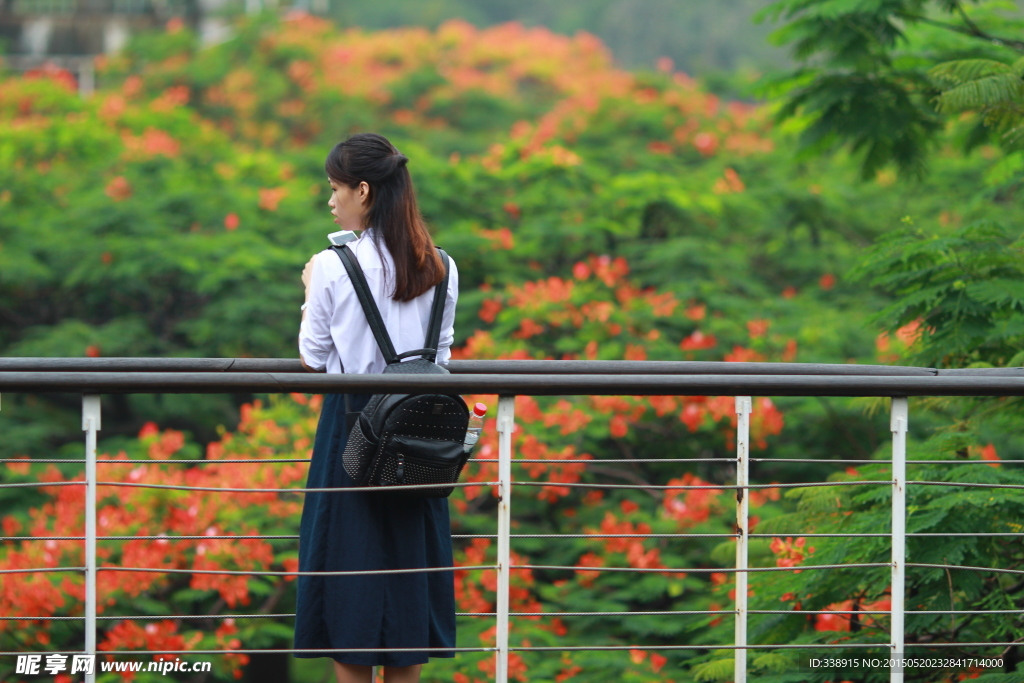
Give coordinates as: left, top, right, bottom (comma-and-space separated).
2, 357, 1023, 683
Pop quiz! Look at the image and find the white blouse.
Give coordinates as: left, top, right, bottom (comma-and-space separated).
298, 230, 459, 374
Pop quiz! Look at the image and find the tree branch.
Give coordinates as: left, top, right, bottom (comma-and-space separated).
999, 635, 1024, 659
258, 580, 289, 614
906, 8, 1024, 53
954, 1, 1024, 52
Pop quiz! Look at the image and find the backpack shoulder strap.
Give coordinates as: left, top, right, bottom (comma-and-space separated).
422, 248, 450, 363
332, 244, 399, 365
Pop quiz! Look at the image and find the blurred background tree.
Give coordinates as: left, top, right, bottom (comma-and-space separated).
327, 0, 789, 83
0, 0, 788, 97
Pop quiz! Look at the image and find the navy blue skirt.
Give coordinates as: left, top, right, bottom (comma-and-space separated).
293, 393, 456, 667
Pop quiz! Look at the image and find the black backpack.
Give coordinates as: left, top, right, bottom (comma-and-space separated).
332, 243, 470, 498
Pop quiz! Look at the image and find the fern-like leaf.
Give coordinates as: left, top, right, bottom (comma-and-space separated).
936, 74, 1023, 113
692, 658, 735, 682
930, 59, 1013, 86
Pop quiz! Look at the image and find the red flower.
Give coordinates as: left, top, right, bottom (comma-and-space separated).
258, 187, 289, 212
513, 318, 544, 339
478, 299, 502, 323
575, 552, 604, 586
138, 422, 159, 439
679, 403, 704, 432
751, 397, 784, 448
624, 343, 646, 360
896, 320, 922, 346
121, 128, 180, 159
105, 176, 132, 202
680, 330, 716, 351
224, 213, 240, 231
746, 319, 770, 339
724, 346, 765, 363
782, 339, 798, 361
664, 473, 722, 526
151, 85, 190, 111
814, 600, 853, 632
819, 273, 836, 290
714, 167, 745, 194
770, 537, 810, 571
693, 132, 719, 156
478, 227, 514, 250
24, 64, 77, 91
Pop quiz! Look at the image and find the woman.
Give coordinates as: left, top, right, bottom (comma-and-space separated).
295, 133, 459, 683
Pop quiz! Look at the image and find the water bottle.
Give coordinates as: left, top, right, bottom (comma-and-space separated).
463, 403, 487, 453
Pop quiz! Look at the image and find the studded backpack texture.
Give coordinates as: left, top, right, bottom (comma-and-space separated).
332, 244, 469, 498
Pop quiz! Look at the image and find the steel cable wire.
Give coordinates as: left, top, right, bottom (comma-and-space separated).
93, 481, 498, 493
511, 480, 891, 490
908, 562, 1024, 575
513, 563, 891, 574
94, 565, 495, 577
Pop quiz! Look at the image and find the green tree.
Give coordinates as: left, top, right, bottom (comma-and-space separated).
762, 0, 1024, 178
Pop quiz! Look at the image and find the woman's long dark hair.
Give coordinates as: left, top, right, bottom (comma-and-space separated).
325, 133, 444, 302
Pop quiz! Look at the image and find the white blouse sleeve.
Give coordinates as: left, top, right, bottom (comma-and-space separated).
298, 251, 336, 372
435, 256, 459, 366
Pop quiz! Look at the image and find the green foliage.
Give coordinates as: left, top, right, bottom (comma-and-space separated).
776, 69, 942, 179
853, 220, 1024, 368
932, 56, 1024, 151
762, 0, 1024, 178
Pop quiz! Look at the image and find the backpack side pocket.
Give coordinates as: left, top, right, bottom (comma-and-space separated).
342, 419, 377, 485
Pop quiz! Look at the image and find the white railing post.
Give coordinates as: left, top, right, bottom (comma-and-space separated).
734, 396, 752, 683
82, 395, 101, 683
890, 397, 908, 683
495, 396, 515, 683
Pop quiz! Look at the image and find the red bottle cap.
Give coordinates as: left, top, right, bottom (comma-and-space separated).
473, 402, 488, 417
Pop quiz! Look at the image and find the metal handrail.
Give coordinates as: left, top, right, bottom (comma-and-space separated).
4, 356, 1023, 376
2, 370, 1024, 395
0, 357, 950, 374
